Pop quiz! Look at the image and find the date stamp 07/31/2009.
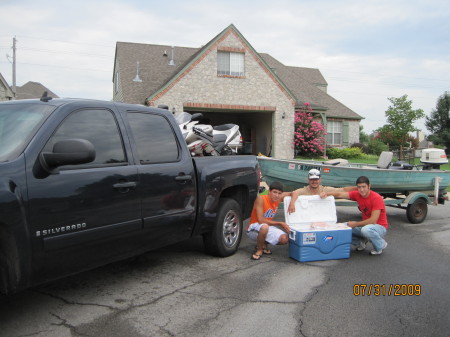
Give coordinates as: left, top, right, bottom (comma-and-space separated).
353, 284, 421, 296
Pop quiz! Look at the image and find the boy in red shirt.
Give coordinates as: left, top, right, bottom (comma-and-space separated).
320, 176, 388, 255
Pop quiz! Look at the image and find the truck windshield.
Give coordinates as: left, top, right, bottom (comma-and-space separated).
0, 103, 54, 162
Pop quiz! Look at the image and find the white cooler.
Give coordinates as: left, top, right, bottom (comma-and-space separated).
284, 195, 351, 262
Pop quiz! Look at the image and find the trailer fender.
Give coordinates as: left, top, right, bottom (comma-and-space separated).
403, 192, 431, 205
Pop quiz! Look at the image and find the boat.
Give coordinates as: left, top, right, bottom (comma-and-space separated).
258, 150, 450, 194
257, 150, 450, 224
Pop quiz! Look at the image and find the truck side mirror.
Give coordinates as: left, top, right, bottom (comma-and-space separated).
40, 139, 96, 171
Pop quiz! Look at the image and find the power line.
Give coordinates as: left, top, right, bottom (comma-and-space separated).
0, 60, 110, 73
8, 34, 115, 49
19, 46, 111, 59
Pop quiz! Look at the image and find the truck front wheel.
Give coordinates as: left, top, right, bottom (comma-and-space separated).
203, 198, 243, 257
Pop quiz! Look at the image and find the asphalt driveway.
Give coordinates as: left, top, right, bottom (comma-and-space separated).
1, 202, 449, 337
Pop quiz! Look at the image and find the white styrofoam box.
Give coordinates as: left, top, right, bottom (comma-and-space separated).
284, 195, 337, 229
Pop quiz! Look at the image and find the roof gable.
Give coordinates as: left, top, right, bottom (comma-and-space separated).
113, 24, 361, 120
145, 24, 296, 106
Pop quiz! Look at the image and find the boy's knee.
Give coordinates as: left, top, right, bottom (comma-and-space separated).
278, 234, 289, 245
260, 224, 269, 233
360, 226, 371, 237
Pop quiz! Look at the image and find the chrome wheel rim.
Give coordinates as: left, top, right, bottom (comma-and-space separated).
222, 210, 240, 248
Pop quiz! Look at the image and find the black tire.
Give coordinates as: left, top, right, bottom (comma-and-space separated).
406, 198, 428, 224
203, 198, 243, 257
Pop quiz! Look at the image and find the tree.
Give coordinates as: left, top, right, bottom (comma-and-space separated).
359, 125, 369, 144
293, 103, 326, 157
425, 92, 450, 151
377, 95, 424, 159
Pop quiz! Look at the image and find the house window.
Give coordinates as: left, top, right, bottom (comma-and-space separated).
326, 121, 342, 145
217, 51, 244, 77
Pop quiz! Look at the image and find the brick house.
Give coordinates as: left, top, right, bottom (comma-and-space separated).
0, 72, 14, 101
113, 24, 362, 158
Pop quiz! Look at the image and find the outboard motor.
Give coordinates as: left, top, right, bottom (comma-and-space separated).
420, 148, 448, 170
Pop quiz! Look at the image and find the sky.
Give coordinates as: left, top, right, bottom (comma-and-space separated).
1, 0, 449, 134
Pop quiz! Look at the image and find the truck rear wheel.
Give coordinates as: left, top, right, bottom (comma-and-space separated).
203, 198, 242, 257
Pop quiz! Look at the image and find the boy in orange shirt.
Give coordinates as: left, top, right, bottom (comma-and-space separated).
247, 181, 291, 260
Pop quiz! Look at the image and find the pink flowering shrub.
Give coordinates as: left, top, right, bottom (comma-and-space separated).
293, 103, 326, 156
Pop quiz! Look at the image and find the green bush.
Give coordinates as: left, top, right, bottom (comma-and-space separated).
327, 147, 364, 159
351, 142, 368, 154
367, 139, 388, 155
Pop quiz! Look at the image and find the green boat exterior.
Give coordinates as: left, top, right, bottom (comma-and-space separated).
257, 156, 450, 196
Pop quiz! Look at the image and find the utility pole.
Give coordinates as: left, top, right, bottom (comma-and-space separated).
12, 36, 17, 99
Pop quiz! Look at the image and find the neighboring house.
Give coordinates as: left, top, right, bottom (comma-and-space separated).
0, 72, 14, 101
414, 131, 433, 153
15, 81, 59, 100
113, 24, 362, 158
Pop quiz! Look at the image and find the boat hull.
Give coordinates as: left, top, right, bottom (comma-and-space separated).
258, 157, 450, 195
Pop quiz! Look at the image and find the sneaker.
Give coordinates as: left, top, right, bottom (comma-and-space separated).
370, 241, 387, 255
356, 239, 368, 251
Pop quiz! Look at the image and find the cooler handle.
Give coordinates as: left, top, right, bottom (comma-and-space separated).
289, 230, 296, 240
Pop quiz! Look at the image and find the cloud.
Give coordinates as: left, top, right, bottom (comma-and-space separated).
1, 0, 449, 133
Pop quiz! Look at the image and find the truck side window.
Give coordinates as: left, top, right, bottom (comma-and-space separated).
127, 112, 179, 164
44, 109, 127, 167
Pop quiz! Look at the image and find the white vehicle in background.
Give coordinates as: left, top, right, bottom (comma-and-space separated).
213, 123, 243, 154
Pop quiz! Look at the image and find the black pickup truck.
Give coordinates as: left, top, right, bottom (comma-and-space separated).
0, 98, 259, 294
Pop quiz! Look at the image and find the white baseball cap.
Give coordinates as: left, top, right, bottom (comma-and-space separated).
308, 169, 321, 179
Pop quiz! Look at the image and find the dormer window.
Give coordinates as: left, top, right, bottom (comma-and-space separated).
217, 51, 245, 77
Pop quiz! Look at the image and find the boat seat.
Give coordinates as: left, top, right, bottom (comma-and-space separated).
377, 151, 393, 169
324, 158, 349, 166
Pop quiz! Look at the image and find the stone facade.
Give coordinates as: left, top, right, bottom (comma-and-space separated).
148, 30, 296, 159
348, 119, 360, 146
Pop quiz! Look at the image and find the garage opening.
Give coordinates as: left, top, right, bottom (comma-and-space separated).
183, 108, 273, 155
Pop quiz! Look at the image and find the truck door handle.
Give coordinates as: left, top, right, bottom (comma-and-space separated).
113, 181, 137, 190
175, 175, 192, 182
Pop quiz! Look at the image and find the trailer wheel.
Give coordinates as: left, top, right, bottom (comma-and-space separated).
203, 198, 243, 257
406, 198, 428, 224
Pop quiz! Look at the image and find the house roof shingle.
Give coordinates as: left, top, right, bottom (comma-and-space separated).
114, 42, 200, 105
259, 53, 360, 119
15, 81, 59, 100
